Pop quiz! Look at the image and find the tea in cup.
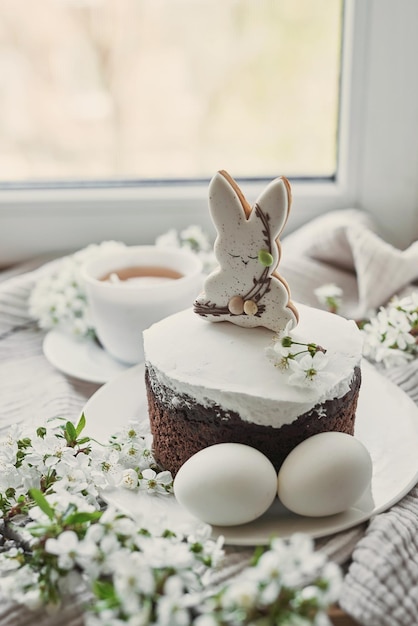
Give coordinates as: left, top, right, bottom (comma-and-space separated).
81, 245, 203, 364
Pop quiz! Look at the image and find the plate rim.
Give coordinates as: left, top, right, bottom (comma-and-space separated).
43, 329, 129, 384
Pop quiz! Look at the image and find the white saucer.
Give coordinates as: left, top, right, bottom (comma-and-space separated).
43, 330, 129, 384
83, 360, 418, 545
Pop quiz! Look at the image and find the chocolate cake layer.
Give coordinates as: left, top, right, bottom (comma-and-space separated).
146, 365, 361, 476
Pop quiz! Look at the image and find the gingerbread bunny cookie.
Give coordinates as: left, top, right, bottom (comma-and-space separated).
194, 170, 298, 333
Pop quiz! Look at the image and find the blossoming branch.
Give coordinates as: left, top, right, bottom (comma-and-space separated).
266, 334, 331, 386
0, 415, 341, 625
361, 293, 418, 368
314, 283, 418, 369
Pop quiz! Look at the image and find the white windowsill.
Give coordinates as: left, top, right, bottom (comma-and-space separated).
0, 178, 355, 267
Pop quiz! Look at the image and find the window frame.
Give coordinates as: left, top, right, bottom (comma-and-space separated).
0, 0, 417, 266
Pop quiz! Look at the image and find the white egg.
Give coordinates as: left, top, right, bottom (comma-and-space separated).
277, 432, 373, 517
173, 443, 277, 526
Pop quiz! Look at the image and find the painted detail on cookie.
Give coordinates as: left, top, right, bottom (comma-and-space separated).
194, 170, 299, 333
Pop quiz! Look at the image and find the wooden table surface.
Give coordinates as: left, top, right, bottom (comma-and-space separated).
329, 605, 360, 625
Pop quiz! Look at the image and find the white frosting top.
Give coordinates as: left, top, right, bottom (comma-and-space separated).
143, 303, 363, 428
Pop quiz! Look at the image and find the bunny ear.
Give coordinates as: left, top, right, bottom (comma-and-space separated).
209, 170, 251, 229
254, 176, 291, 237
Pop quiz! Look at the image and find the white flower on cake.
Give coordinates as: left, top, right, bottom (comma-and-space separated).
288, 350, 331, 386
266, 333, 331, 387
266, 340, 293, 370
194, 170, 298, 333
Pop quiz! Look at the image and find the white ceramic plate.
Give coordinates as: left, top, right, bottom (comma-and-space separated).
43, 330, 129, 384
82, 360, 418, 545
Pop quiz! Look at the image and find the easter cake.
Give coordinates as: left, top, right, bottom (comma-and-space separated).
144, 171, 362, 476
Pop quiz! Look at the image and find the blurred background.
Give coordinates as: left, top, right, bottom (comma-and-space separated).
0, 0, 342, 183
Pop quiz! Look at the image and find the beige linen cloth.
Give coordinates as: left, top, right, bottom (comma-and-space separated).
0, 209, 417, 625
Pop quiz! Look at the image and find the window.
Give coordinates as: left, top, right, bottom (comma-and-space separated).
0, 0, 341, 182
0, 0, 417, 266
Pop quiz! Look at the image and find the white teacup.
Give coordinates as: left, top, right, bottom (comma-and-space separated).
81, 245, 203, 364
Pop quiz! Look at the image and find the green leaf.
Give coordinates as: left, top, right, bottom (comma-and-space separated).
258, 249, 274, 267
18, 437, 32, 449
5, 487, 16, 499
76, 437, 91, 446
250, 544, 265, 566
92, 579, 119, 605
65, 421, 77, 443
64, 510, 102, 526
29, 488, 55, 520
75, 413, 86, 437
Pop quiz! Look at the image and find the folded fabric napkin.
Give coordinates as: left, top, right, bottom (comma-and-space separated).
282, 208, 418, 319
341, 485, 418, 626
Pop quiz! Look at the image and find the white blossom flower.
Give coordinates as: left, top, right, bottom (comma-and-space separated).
102, 514, 139, 542
25, 434, 77, 470
137, 536, 195, 572
29, 492, 97, 527
54, 472, 93, 501
361, 291, 418, 367
18, 462, 42, 492
0, 547, 25, 572
155, 228, 180, 248
0, 565, 43, 610
57, 569, 85, 596
45, 530, 80, 570
59, 448, 89, 470
288, 350, 331, 387
112, 552, 155, 614
99, 449, 125, 488
118, 439, 154, 471
156, 225, 216, 274
247, 550, 283, 604
267, 332, 331, 387
156, 592, 191, 626
139, 469, 173, 495
119, 468, 139, 490
220, 579, 259, 610
179, 225, 212, 252
72, 536, 101, 578
265, 341, 293, 369
314, 283, 343, 313
314, 561, 344, 608
191, 533, 224, 570
0, 426, 20, 462
0, 461, 23, 492
277, 535, 326, 586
